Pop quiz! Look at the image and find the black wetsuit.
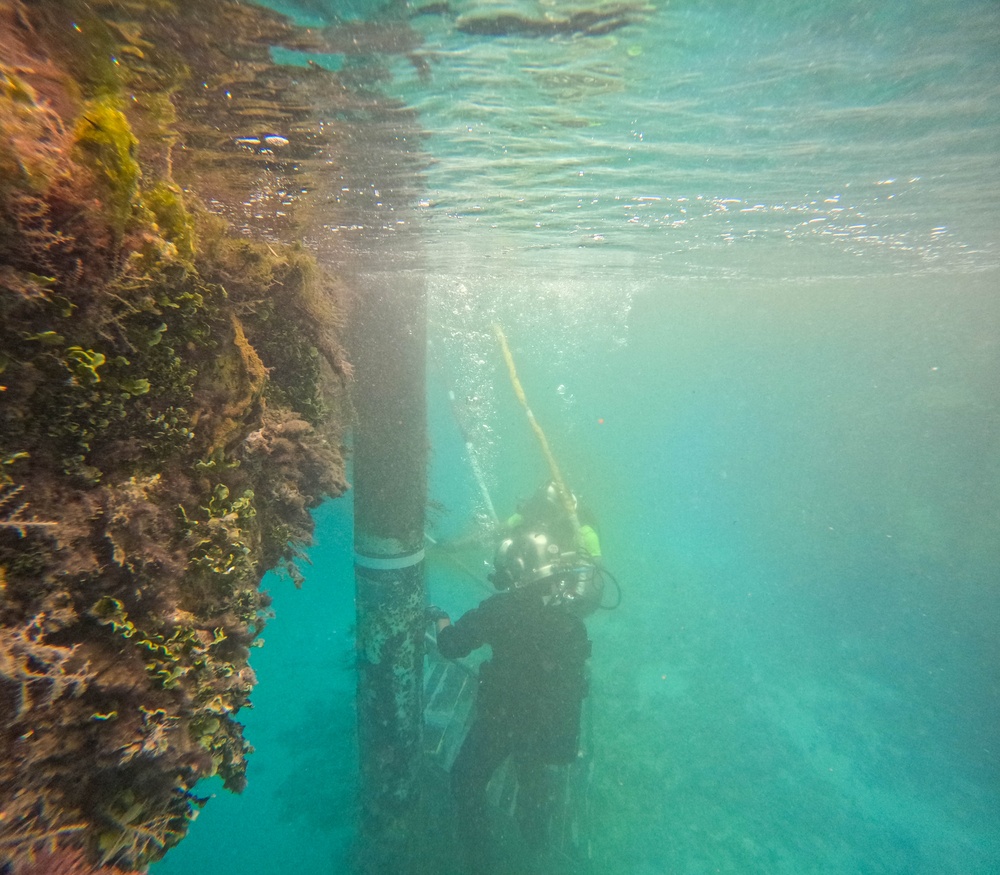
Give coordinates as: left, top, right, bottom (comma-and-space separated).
437, 585, 591, 872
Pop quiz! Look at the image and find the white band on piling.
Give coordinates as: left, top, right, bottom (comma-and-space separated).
353, 548, 425, 571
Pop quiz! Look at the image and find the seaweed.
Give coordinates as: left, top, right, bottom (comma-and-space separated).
0, 0, 354, 869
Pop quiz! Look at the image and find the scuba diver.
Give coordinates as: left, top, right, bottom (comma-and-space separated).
429, 487, 604, 873
500, 480, 602, 568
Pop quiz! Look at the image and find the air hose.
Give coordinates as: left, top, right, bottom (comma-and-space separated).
428, 338, 500, 526
446, 389, 500, 526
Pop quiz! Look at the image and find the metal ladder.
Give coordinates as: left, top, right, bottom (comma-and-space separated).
422, 641, 595, 873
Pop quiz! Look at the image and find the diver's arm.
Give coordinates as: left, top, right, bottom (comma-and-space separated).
578, 523, 602, 564
436, 603, 488, 660
427, 605, 452, 633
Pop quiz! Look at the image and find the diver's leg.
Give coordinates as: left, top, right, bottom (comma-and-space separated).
450, 716, 513, 874
513, 752, 554, 852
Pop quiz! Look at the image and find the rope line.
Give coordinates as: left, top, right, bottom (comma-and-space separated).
493, 323, 583, 544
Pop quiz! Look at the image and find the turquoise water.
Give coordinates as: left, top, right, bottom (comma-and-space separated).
154, 0, 999, 872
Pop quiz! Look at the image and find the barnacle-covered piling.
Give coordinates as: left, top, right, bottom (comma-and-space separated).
352, 257, 428, 873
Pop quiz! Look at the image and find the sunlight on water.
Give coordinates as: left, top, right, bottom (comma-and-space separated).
376, 0, 1000, 281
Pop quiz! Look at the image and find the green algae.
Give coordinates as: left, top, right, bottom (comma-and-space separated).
0, 1, 352, 869
145, 181, 196, 262
73, 98, 141, 241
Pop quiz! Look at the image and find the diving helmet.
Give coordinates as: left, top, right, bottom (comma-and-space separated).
490, 532, 558, 591
491, 531, 604, 616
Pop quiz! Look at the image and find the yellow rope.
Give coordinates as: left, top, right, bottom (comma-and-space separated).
493, 323, 582, 541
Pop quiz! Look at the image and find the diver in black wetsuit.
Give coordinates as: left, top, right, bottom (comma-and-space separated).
429, 529, 598, 874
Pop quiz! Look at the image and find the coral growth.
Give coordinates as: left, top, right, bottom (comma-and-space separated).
0, 0, 353, 870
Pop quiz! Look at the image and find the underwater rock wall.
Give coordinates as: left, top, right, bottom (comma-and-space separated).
0, 1, 355, 870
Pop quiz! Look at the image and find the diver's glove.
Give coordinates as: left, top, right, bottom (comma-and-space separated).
425, 605, 449, 624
